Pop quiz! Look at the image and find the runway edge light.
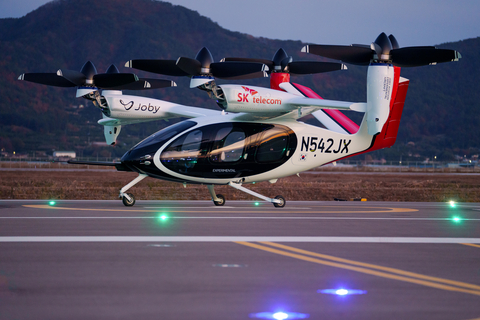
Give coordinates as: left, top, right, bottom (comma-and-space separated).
318, 288, 367, 296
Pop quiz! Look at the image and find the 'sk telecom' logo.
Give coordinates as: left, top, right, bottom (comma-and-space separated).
237, 86, 282, 105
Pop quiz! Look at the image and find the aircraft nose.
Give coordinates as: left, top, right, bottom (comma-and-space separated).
121, 148, 154, 171
120, 120, 197, 172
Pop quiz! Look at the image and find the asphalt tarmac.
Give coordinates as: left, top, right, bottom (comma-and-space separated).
1, 200, 479, 320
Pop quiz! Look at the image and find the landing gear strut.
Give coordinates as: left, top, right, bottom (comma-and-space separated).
119, 174, 148, 207
228, 181, 286, 208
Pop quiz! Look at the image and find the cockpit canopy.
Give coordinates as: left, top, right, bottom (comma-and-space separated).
123, 120, 297, 179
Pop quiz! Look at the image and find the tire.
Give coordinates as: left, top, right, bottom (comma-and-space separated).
122, 193, 135, 207
273, 195, 286, 208
213, 194, 225, 206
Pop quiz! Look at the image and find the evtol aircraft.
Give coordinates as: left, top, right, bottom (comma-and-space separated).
18, 33, 461, 207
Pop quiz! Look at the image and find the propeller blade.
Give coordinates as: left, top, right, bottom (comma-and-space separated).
105, 64, 120, 74
280, 57, 293, 72
107, 79, 177, 90
80, 61, 97, 79
388, 34, 400, 50
210, 61, 269, 79
288, 61, 347, 75
142, 79, 177, 89
391, 47, 462, 67
302, 45, 373, 65
373, 32, 392, 54
176, 57, 202, 76
93, 73, 139, 88
272, 48, 289, 65
222, 57, 274, 69
216, 71, 269, 80
57, 69, 87, 86
125, 59, 189, 76
18, 73, 77, 87
195, 47, 214, 68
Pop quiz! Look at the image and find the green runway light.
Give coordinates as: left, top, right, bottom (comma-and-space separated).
48, 201, 56, 206
159, 214, 169, 221
452, 216, 462, 223
254, 202, 260, 206
449, 200, 456, 208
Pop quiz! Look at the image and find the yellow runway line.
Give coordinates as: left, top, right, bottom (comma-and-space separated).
261, 242, 480, 291
23, 204, 418, 214
461, 243, 480, 249
236, 241, 480, 296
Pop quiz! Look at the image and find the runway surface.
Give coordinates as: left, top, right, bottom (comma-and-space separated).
1, 200, 479, 320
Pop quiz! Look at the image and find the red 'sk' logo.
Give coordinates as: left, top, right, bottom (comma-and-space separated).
242, 86, 258, 96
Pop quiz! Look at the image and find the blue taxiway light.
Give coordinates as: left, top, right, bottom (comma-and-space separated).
318, 288, 367, 296
250, 311, 309, 319
272, 312, 288, 320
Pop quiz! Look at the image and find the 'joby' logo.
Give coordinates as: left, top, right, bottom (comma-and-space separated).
120, 100, 161, 114
120, 100, 134, 110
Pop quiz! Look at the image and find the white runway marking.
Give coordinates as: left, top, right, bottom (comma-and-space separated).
1, 216, 479, 221
1, 236, 479, 243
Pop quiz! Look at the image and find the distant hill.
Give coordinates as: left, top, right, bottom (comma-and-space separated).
0, 0, 478, 161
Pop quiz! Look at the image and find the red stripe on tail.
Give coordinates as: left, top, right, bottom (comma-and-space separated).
338, 66, 409, 160
291, 83, 360, 134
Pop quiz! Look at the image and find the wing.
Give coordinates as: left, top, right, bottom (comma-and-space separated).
220, 83, 365, 122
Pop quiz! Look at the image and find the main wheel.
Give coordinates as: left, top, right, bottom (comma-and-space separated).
122, 193, 135, 207
273, 195, 286, 208
213, 194, 225, 206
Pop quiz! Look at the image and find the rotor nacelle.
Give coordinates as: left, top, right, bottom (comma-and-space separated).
219, 84, 365, 114
220, 85, 293, 113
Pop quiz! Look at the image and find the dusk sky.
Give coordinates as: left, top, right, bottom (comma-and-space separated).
0, 0, 478, 46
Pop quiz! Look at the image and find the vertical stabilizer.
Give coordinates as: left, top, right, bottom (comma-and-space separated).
365, 64, 396, 135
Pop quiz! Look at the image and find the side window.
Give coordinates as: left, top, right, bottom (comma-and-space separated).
255, 127, 289, 163
210, 126, 246, 163
182, 130, 202, 154
161, 129, 203, 172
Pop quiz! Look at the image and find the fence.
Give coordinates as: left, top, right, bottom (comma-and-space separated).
0, 157, 478, 173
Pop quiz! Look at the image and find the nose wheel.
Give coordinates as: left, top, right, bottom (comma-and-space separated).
119, 174, 148, 207
122, 193, 135, 207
